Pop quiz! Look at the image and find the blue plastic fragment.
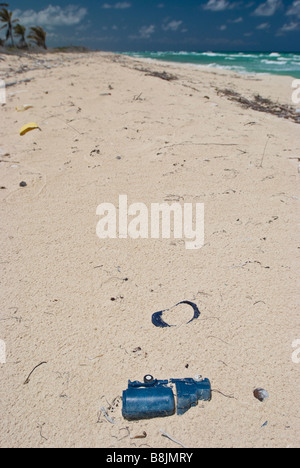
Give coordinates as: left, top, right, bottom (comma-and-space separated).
122, 379, 175, 420
122, 375, 211, 420
152, 301, 200, 328
170, 377, 211, 415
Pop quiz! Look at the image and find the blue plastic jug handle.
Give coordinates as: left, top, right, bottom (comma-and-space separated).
152, 301, 200, 328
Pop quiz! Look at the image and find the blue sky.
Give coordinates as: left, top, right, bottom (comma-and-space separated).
4, 1, 300, 51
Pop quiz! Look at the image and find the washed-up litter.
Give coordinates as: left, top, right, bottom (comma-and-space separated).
16, 105, 33, 112
122, 374, 211, 421
99, 406, 117, 425
6, 78, 33, 88
160, 430, 187, 449
131, 431, 147, 440
19, 123, 41, 136
152, 300, 200, 328
254, 388, 269, 402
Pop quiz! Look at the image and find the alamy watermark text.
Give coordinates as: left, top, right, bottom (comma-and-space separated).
96, 195, 204, 250
0, 339, 6, 364
0, 79, 6, 104
292, 79, 300, 105
292, 339, 300, 364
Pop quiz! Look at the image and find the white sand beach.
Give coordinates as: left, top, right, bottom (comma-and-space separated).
0, 51, 299, 448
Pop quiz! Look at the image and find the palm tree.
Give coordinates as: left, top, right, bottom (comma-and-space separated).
0, 8, 18, 47
0, 2, 8, 45
28, 26, 47, 50
14, 23, 28, 48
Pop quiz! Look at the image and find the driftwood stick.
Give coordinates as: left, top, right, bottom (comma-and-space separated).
24, 361, 47, 385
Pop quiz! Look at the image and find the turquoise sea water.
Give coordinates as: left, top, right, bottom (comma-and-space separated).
123, 51, 300, 79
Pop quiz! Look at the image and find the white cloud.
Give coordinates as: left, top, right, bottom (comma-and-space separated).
14, 5, 87, 28
256, 22, 270, 29
203, 0, 238, 11
138, 25, 156, 38
229, 16, 244, 22
220, 24, 227, 30
114, 1, 131, 7
287, 0, 300, 19
256, 23, 271, 31
129, 24, 156, 40
162, 20, 183, 31
102, 2, 131, 8
253, 0, 282, 16
278, 21, 299, 32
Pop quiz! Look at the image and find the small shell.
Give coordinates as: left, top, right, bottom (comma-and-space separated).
254, 388, 269, 402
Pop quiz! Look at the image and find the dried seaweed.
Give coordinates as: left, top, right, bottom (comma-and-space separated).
144, 70, 178, 81
217, 88, 300, 124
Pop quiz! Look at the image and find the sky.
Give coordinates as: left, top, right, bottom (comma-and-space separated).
2, 0, 300, 51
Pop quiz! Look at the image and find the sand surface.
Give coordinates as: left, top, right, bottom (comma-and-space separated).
0, 51, 299, 448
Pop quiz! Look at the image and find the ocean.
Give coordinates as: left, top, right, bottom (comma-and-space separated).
123, 51, 300, 79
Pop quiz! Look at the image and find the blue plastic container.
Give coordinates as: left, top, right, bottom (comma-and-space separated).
170, 378, 211, 415
122, 375, 211, 420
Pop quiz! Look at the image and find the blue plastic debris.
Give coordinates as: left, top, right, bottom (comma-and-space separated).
152, 301, 201, 328
122, 375, 211, 420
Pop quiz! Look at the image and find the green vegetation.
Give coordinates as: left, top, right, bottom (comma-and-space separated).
0, 4, 47, 50
13, 23, 27, 49
0, 7, 18, 47
27, 26, 47, 50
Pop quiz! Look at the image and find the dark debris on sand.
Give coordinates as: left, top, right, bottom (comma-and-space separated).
217, 88, 300, 124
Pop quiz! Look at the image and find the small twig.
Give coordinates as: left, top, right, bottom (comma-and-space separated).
0, 160, 20, 164
118, 427, 130, 441
131, 431, 147, 439
44, 114, 82, 135
133, 92, 143, 101
207, 336, 230, 345
86, 354, 103, 361
231, 262, 247, 268
160, 430, 187, 448
158, 141, 238, 152
37, 423, 48, 441
24, 362, 47, 385
212, 389, 236, 399
259, 135, 271, 168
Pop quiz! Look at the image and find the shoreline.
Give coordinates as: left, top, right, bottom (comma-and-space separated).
120, 50, 300, 81
122, 54, 300, 84
0, 50, 299, 448
1, 47, 300, 81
